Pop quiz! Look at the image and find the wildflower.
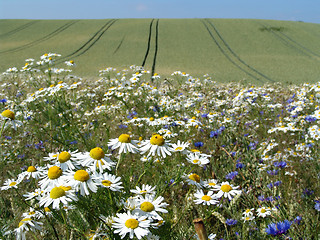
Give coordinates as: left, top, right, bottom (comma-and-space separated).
212, 181, 241, 200
314, 202, 320, 211
265, 220, 291, 236
225, 171, 238, 180
130, 184, 156, 196
39, 186, 78, 209
65, 169, 98, 196
80, 147, 115, 173
193, 189, 218, 205
38, 165, 64, 190
93, 172, 123, 191
186, 152, 210, 167
242, 208, 254, 217
9, 218, 42, 240
108, 134, 139, 154
241, 215, 255, 222
1, 178, 21, 190
171, 140, 190, 154
225, 219, 238, 226
274, 161, 287, 168
23, 188, 44, 201
56, 150, 81, 171
185, 173, 204, 188
112, 211, 151, 239
257, 206, 272, 218
18, 166, 45, 180
204, 179, 219, 188
139, 134, 173, 158
133, 195, 168, 220
1, 109, 22, 130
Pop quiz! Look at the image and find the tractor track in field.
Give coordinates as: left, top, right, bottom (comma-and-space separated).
141, 19, 155, 67
201, 20, 264, 83
151, 19, 159, 79
55, 19, 117, 64
113, 34, 126, 55
204, 19, 276, 83
259, 21, 320, 59
0, 21, 78, 54
0, 20, 38, 38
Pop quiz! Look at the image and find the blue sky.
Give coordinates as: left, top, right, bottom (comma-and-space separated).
1, 0, 320, 24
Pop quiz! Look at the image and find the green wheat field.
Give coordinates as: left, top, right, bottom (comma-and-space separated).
0, 19, 320, 239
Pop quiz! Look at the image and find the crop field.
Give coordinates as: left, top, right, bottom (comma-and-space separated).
1, 19, 320, 84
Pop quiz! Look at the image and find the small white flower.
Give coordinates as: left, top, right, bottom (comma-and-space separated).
133, 195, 168, 220
108, 134, 139, 154
193, 189, 219, 205
212, 181, 242, 200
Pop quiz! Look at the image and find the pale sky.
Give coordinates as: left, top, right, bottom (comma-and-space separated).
0, 0, 320, 24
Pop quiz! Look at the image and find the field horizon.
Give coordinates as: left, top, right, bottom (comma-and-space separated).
1, 18, 320, 84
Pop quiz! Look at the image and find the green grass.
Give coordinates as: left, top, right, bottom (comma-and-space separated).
0, 18, 320, 84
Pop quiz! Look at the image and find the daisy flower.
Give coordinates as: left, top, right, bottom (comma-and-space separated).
56, 150, 81, 171
93, 172, 123, 192
243, 208, 254, 217
257, 206, 272, 218
80, 147, 115, 173
184, 173, 204, 188
18, 166, 45, 180
112, 211, 151, 239
186, 152, 210, 167
171, 140, 190, 154
242, 215, 255, 222
65, 169, 98, 196
193, 189, 219, 205
23, 188, 44, 201
1, 109, 22, 130
130, 184, 156, 196
108, 134, 139, 154
10, 218, 42, 240
38, 165, 64, 190
139, 134, 173, 158
39, 186, 78, 209
203, 179, 219, 188
133, 195, 168, 220
212, 181, 242, 200
1, 178, 21, 190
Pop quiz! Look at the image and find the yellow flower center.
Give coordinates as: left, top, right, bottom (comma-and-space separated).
9, 182, 17, 186
29, 211, 35, 215
118, 134, 131, 143
125, 218, 139, 229
44, 207, 51, 212
208, 182, 216, 186
47, 166, 62, 180
261, 208, 266, 213
1, 109, 15, 120
140, 190, 147, 194
74, 170, 90, 182
201, 195, 212, 201
140, 202, 155, 212
150, 134, 165, 146
58, 152, 71, 163
193, 159, 200, 164
149, 117, 155, 121
175, 147, 183, 151
189, 173, 200, 183
60, 186, 72, 191
102, 180, 112, 187
19, 218, 32, 227
246, 209, 251, 213
90, 147, 105, 160
221, 184, 233, 192
27, 166, 37, 172
50, 187, 66, 199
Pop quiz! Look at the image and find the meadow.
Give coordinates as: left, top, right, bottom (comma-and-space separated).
0, 19, 320, 84
0, 53, 320, 239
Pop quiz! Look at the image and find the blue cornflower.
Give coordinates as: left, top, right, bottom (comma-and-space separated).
194, 141, 204, 148
265, 220, 291, 236
303, 188, 314, 196
274, 181, 282, 187
225, 219, 237, 226
0, 99, 7, 103
274, 161, 287, 168
236, 162, 244, 169
315, 202, 320, 211
294, 216, 302, 225
226, 171, 238, 180
267, 170, 279, 175
118, 124, 128, 129
267, 183, 273, 189
305, 115, 317, 122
